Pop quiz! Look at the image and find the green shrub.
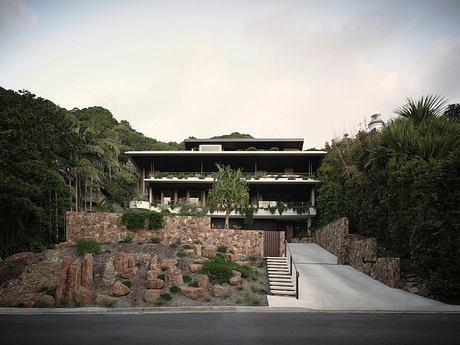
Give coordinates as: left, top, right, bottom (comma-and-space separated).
269, 147, 279, 151
182, 244, 193, 250
245, 147, 257, 151
102, 300, 116, 308
55, 298, 71, 308
169, 243, 178, 249
36, 286, 56, 296
118, 235, 133, 244
193, 239, 202, 245
158, 274, 165, 280
154, 300, 166, 306
188, 280, 199, 287
76, 238, 101, 256
247, 256, 257, 262
203, 296, 211, 302
183, 275, 192, 283
217, 245, 228, 254
244, 295, 262, 306
121, 210, 165, 230
160, 293, 172, 302
256, 261, 265, 268
199, 256, 255, 284
176, 251, 186, 258
150, 237, 161, 244
122, 280, 132, 289
73, 297, 85, 307
33, 299, 51, 308
169, 286, 180, 294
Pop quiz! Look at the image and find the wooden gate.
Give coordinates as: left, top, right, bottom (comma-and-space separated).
264, 231, 281, 257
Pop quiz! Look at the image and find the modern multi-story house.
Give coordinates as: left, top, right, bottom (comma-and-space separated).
126, 138, 325, 239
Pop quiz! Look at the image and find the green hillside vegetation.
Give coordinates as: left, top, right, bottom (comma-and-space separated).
0, 88, 182, 257
316, 96, 460, 303
211, 132, 253, 139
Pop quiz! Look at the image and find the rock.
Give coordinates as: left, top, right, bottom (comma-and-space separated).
235, 261, 254, 267
202, 248, 216, 258
5, 252, 34, 262
184, 249, 195, 257
229, 275, 242, 286
160, 258, 177, 270
54, 241, 76, 249
150, 255, 159, 269
193, 244, 202, 256
74, 286, 93, 304
102, 259, 117, 287
226, 252, 239, 261
144, 289, 161, 303
56, 256, 74, 300
17, 293, 39, 308
81, 253, 93, 290
37, 294, 55, 307
147, 278, 164, 289
137, 253, 151, 265
181, 286, 205, 300
213, 284, 230, 298
121, 267, 138, 279
231, 270, 242, 277
196, 274, 209, 290
147, 268, 160, 281
189, 263, 203, 273
111, 281, 130, 297
166, 267, 183, 285
95, 295, 119, 306
66, 257, 82, 300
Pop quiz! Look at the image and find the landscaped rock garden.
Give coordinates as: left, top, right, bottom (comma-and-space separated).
0, 240, 268, 308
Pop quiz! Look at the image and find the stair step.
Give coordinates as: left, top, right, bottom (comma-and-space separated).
266, 259, 287, 262
270, 286, 295, 291
269, 279, 293, 283
268, 269, 290, 273
269, 280, 293, 285
270, 290, 296, 296
269, 274, 291, 278
265, 257, 285, 259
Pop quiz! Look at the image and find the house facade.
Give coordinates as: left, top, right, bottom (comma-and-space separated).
126, 138, 325, 239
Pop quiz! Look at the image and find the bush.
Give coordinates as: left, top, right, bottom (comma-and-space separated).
158, 274, 165, 281
199, 256, 255, 284
183, 275, 192, 283
36, 286, 56, 296
193, 239, 202, 245
76, 239, 101, 256
169, 286, 180, 294
33, 299, 51, 308
182, 244, 193, 250
150, 237, 161, 244
176, 251, 186, 258
160, 293, 172, 302
102, 300, 116, 308
217, 245, 228, 254
122, 280, 132, 289
55, 298, 71, 308
121, 210, 165, 230
118, 235, 133, 244
73, 297, 85, 307
247, 256, 257, 262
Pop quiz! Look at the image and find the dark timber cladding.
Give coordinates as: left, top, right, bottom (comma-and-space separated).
184, 138, 304, 151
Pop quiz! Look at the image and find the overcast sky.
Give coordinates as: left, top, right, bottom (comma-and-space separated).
1, 0, 459, 147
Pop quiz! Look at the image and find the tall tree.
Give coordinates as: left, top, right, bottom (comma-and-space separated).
207, 164, 249, 229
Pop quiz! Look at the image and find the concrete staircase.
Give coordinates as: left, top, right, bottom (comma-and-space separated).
265, 257, 296, 297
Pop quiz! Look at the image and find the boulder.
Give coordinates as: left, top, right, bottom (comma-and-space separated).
17, 293, 39, 308
202, 248, 216, 258
181, 286, 205, 300
75, 286, 93, 304
111, 281, 130, 297
37, 294, 55, 307
166, 267, 183, 285
147, 279, 164, 290
189, 263, 203, 273
5, 252, 34, 262
121, 267, 138, 279
147, 268, 160, 281
56, 256, 74, 300
54, 241, 76, 249
231, 270, 242, 277
66, 257, 82, 300
229, 271, 242, 286
213, 284, 231, 298
150, 255, 159, 269
114, 252, 137, 278
184, 249, 195, 257
160, 258, 177, 270
95, 295, 119, 306
81, 253, 93, 290
196, 274, 209, 290
193, 244, 202, 256
144, 289, 161, 303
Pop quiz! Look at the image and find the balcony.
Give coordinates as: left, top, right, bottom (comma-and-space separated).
145, 171, 319, 183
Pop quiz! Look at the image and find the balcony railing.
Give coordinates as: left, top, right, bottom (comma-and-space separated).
148, 171, 317, 180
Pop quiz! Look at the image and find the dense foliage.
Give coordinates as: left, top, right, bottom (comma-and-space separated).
199, 256, 254, 284
121, 210, 165, 230
0, 87, 181, 257
316, 96, 460, 303
76, 238, 101, 256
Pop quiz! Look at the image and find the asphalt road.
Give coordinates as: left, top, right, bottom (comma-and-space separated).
1, 312, 459, 345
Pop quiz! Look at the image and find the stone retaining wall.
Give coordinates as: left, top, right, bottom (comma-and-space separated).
313, 218, 400, 288
66, 212, 265, 258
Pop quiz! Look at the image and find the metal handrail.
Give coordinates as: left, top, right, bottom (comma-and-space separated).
149, 171, 317, 179
285, 240, 300, 300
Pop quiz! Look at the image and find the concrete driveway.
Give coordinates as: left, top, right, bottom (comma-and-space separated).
268, 243, 460, 311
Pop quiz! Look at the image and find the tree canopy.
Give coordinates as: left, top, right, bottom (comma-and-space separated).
207, 164, 249, 229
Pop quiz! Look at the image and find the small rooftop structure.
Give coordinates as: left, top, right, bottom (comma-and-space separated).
184, 138, 304, 151
368, 113, 384, 131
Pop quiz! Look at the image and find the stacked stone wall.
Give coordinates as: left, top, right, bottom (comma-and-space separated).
66, 212, 265, 258
313, 217, 400, 288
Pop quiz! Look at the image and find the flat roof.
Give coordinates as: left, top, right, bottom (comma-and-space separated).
184, 138, 305, 151
125, 150, 326, 156
184, 138, 304, 143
